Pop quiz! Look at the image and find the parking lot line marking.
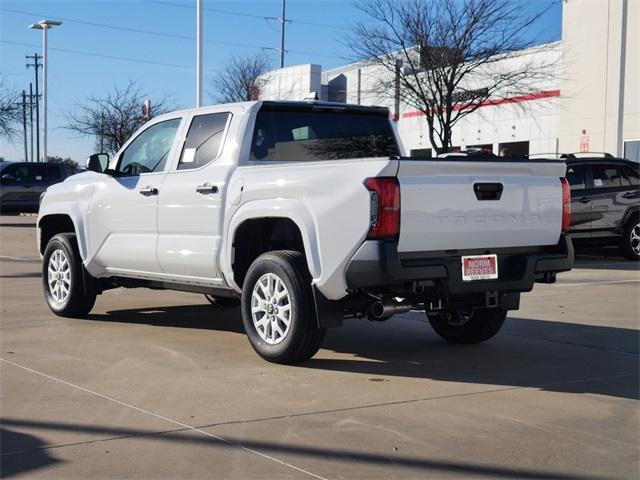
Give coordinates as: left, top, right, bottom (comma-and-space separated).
555, 279, 640, 287
0, 358, 328, 480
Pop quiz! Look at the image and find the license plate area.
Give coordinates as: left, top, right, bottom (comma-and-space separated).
461, 254, 498, 281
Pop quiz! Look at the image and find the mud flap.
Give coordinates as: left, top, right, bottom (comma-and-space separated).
312, 285, 343, 328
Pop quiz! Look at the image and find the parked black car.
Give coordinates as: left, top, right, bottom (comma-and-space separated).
564, 154, 639, 260
0, 162, 71, 213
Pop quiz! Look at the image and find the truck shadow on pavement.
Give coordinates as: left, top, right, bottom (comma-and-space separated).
310, 314, 639, 400
88, 306, 638, 401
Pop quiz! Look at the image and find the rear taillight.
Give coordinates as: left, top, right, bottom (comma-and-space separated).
364, 177, 400, 239
561, 177, 571, 232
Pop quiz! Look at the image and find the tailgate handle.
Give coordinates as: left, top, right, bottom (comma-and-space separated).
474, 183, 503, 201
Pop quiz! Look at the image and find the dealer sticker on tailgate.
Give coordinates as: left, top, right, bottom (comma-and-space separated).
461, 254, 498, 281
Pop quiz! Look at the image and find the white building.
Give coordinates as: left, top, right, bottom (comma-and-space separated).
257, 0, 639, 161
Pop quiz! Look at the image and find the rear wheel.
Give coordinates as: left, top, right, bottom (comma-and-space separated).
619, 216, 640, 261
427, 307, 506, 344
43, 233, 96, 317
241, 250, 325, 364
204, 294, 240, 308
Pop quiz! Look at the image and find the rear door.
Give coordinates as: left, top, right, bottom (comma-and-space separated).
565, 163, 592, 237
396, 159, 566, 252
589, 163, 629, 234
157, 110, 233, 283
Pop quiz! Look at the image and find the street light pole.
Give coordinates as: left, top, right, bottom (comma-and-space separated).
196, 0, 203, 107
29, 19, 62, 162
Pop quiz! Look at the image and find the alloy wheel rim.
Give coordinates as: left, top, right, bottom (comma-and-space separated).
631, 222, 640, 256
251, 273, 291, 345
47, 249, 71, 304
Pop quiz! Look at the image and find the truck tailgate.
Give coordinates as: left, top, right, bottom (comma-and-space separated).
397, 160, 566, 253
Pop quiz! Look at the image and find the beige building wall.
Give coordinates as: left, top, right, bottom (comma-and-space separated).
559, 0, 640, 156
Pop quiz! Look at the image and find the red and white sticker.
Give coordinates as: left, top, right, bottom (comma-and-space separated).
461, 254, 498, 281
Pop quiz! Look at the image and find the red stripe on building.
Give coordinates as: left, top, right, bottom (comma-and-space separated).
400, 89, 560, 119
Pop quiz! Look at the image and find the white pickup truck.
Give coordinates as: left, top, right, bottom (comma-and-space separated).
37, 101, 573, 363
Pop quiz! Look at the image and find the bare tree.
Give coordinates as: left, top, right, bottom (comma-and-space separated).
65, 81, 171, 155
211, 53, 272, 103
348, 0, 557, 154
0, 78, 20, 142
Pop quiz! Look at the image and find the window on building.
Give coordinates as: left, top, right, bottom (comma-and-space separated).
623, 140, 640, 162
178, 112, 231, 170
566, 164, 587, 190
591, 165, 623, 188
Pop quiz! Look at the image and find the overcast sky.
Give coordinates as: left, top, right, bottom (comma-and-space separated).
0, 0, 561, 163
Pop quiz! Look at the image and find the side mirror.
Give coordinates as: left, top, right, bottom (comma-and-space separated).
86, 153, 109, 173
1, 173, 14, 184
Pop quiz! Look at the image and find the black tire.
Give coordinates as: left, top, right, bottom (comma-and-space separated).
204, 294, 241, 308
42, 233, 97, 317
619, 216, 640, 261
427, 307, 506, 344
241, 250, 326, 364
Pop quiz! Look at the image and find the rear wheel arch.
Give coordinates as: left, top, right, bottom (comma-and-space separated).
231, 217, 312, 289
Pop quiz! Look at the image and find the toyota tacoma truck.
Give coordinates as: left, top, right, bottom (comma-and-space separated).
37, 101, 573, 363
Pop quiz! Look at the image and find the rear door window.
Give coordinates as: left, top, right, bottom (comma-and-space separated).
178, 112, 231, 170
250, 106, 398, 162
566, 164, 587, 190
591, 165, 623, 188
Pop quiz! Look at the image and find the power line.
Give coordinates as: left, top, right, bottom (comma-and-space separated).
2, 40, 223, 72
0, 7, 343, 60
145, 0, 344, 30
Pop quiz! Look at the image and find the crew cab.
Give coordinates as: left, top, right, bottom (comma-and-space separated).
37, 101, 573, 363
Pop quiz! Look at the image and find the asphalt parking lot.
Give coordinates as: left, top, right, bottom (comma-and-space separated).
1, 214, 638, 479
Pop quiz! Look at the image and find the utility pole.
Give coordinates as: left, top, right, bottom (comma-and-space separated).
196, 0, 203, 107
26, 53, 41, 162
17, 91, 28, 162
29, 83, 34, 162
279, 0, 286, 68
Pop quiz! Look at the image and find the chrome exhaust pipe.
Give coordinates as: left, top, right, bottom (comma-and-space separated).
368, 300, 412, 320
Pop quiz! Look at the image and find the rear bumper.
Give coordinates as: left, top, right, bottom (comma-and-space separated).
345, 235, 574, 295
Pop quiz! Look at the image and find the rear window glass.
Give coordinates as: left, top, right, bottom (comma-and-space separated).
250, 106, 398, 162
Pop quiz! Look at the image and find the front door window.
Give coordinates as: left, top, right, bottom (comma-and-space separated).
117, 119, 181, 175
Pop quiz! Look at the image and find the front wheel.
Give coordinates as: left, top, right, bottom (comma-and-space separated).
619, 216, 640, 261
241, 250, 326, 364
43, 233, 96, 317
427, 307, 506, 344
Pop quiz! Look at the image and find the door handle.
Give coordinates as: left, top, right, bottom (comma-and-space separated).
579, 197, 591, 204
196, 183, 218, 194
139, 186, 159, 196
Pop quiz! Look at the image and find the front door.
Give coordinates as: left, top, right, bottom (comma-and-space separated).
88, 117, 183, 276
157, 111, 233, 283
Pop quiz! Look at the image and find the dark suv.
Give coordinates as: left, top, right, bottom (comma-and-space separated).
564, 154, 639, 260
0, 162, 70, 213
